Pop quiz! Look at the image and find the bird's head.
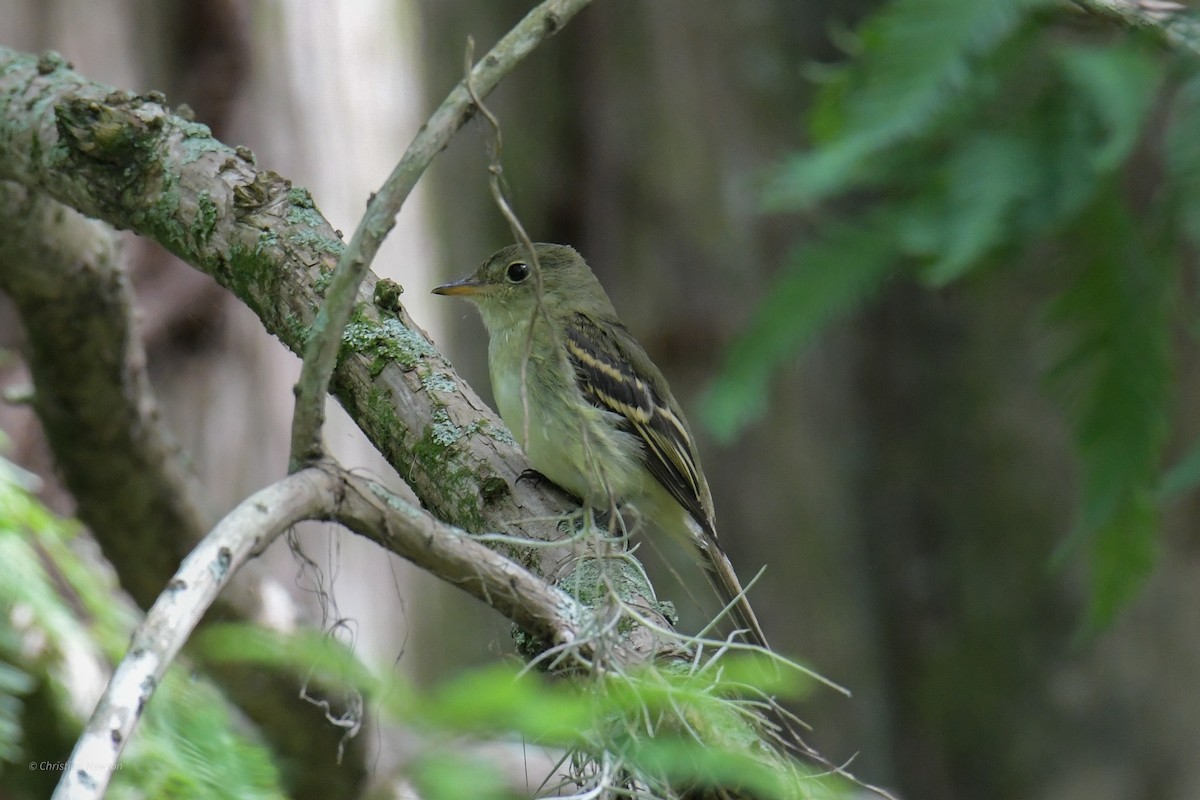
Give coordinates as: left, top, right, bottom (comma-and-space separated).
432, 243, 613, 332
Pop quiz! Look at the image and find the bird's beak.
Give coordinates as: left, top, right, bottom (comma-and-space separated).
431, 276, 487, 297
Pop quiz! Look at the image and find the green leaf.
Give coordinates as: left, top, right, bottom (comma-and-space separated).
1157, 435, 1200, 501
694, 651, 819, 698
628, 738, 800, 799
409, 753, 513, 800
912, 133, 1042, 285
768, 0, 1051, 209
765, 130, 891, 210
1165, 73, 1200, 243
194, 624, 390, 706
112, 670, 285, 800
1046, 196, 1172, 628
0, 649, 33, 761
1085, 493, 1158, 633
1005, 42, 1160, 239
1053, 41, 1163, 174
419, 664, 592, 742
702, 211, 898, 440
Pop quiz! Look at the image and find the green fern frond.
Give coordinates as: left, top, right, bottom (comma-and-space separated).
768, 0, 1053, 210
111, 671, 284, 800
1046, 196, 1172, 630
907, 132, 1042, 285
0, 464, 284, 798
702, 211, 899, 440
1158, 434, 1200, 501
1053, 41, 1163, 174
908, 40, 1161, 285
1165, 72, 1200, 243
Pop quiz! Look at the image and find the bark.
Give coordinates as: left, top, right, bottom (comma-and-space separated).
0, 45, 581, 572
0, 181, 206, 607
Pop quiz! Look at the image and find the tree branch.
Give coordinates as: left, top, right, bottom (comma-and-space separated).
290, 0, 595, 466
0, 44, 581, 579
0, 38, 841, 800
0, 180, 206, 608
1070, 0, 1200, 55
0, 181, 372, 798
54, 464, 589, 800
53, 469, 332, 800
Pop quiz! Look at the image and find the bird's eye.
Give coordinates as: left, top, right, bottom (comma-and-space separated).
506, 261, 530, 283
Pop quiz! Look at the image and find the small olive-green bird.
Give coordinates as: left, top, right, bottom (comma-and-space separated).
433, 243, 769, 649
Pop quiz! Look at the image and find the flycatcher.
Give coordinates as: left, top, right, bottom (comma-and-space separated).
433, 243, 769, 649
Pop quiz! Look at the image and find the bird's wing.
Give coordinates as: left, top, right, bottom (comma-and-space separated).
563, 312, 713, 534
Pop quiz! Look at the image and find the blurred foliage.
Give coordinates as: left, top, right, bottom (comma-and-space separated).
197, 622, 847, 799
702, 0, 1200, 629
0, 455, 284, 799
109, 669, 284, 800
0, 446, 842, 798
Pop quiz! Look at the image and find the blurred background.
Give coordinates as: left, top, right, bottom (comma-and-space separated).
3, 1, 1200, 799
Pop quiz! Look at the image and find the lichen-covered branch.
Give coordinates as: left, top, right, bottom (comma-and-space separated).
0, 45, 579, 577
291, 0, 595, 466
0, 33, 677, 651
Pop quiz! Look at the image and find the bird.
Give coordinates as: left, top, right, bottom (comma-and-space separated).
433, 243, 769, 649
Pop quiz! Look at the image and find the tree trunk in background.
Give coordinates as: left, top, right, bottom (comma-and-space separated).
853, 279, 1076, 799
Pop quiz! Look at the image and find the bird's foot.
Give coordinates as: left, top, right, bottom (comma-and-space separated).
516, 468, 549, 486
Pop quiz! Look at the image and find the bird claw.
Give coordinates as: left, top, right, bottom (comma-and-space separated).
516, 468, 548, 486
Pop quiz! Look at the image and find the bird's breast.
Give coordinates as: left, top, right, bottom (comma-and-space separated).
489, 334, 643, 506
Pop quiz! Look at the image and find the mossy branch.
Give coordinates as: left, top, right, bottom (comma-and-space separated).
0, 33, 679, 674
0, 44, 580, 573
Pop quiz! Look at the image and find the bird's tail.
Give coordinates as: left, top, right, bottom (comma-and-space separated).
698, 538, 770, 651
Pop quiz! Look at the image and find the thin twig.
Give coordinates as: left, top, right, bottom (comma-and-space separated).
463, 34, 550, 453
289, 0, 594, 467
